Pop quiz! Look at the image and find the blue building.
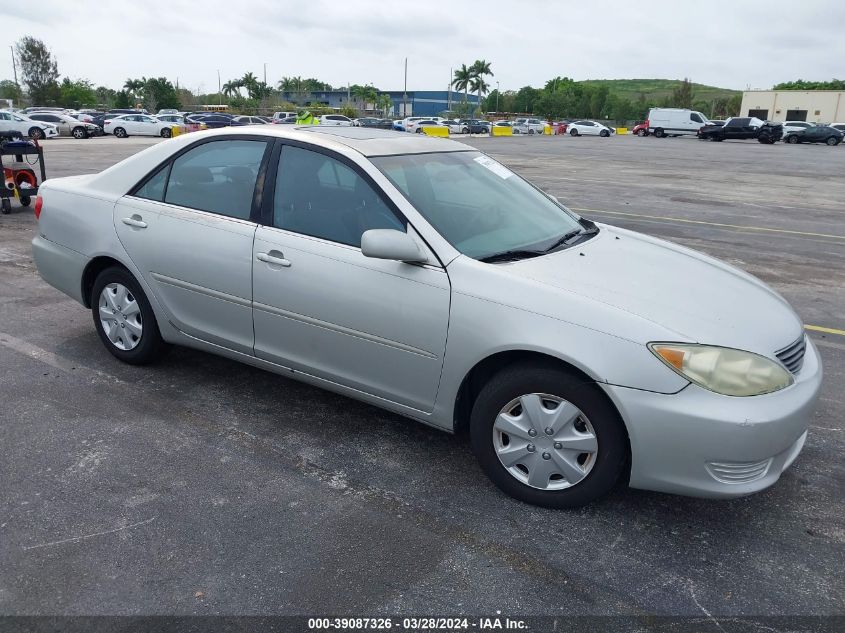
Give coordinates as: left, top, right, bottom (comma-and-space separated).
279, 90, 479, 117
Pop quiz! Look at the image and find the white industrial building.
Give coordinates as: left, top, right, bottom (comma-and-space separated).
740, 91, 845, 123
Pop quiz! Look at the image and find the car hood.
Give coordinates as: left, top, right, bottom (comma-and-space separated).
500, 224, 802, 355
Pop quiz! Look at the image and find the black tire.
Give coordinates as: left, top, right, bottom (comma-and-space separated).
600, 129, 610, 137
415, 128, 423, 134
20, 196, 31, 207
826, 136, 839, 146
636, 129, 646, 137
570, 128, 579, 136
28, 127, 45, 140
653, 128, 665, 138
469, 362, 627, 508
114, 127, 127, 138
786, 135, 799, 144
91, 266, 168, 365
1, 198, 10, 214
462, 127, 469, 134
72, 126, 88, 140
161, 127, 172, 138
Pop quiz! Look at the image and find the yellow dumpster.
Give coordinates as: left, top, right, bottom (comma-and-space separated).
616, 127, 628, 135
491, 126, 513, 136
170, 125, 181, 137
422, 126, 449, 137
543, 124, 553, 135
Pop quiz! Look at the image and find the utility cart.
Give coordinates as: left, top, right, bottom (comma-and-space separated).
1, 131, 46, 214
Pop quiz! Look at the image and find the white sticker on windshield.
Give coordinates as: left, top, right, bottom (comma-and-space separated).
474, 155, 513, 179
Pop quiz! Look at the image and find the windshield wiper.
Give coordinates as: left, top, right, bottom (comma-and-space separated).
543, 226, 600, 253
478, 249, 544, 264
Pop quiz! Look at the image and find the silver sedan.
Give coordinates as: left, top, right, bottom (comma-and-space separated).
31, 127, 822, 507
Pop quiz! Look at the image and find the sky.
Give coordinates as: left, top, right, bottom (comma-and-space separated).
3, 0, 844, 95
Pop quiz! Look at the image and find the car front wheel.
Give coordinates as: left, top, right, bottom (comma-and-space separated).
29, 127, 45, 140
786, 135, 799, 144
161, 127, 172, 138
470, 363, 627, 508
91, 266, 167, 365
636, 129, 646, 137
72, 126, 88, 139
600, 129, 610, 137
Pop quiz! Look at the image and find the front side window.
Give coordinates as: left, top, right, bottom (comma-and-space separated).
274, 146, 405, 247
690, 113, 703, 123
372, 151, 587, 260
164, 139, 267, 220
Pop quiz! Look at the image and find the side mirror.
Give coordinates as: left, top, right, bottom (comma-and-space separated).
361, 229, 427, 264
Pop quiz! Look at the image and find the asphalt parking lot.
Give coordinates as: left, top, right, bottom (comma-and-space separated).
0, 134, 843, 624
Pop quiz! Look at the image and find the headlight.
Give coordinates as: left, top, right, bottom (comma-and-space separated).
649, 343, 793, 397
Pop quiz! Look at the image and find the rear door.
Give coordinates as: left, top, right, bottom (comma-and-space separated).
114, 136, 271, 353
252, 142, 451, 411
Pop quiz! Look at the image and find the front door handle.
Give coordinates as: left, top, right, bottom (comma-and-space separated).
121, 215, 147, 229
256, 251, 291, 267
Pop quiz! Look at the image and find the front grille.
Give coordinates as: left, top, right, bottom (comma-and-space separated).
706, 459, 772, 484
775, 336, 807, 374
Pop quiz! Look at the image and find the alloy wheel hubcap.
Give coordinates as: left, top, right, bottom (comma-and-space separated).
493, 393, 598, 490
98, 283, 143, 350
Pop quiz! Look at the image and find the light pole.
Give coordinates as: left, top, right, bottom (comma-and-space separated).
262, 62, 268, 115
495, 81, 500, 114
217, 69, 221, 106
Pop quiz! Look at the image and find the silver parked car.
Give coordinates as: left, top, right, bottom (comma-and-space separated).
31, 127, 822, 507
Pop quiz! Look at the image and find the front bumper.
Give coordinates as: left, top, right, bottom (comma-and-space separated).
605, 337, 822, 498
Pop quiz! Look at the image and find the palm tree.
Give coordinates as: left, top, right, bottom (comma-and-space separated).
452, 64, 472, 106
469, 60, 493, 112
376, 93, 393, 117
123, 78, 143, 101
222, 79, 242, 98
241, 72, 258, 96
351, 84, 378, 113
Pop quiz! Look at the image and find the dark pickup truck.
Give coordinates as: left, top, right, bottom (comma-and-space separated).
698, 117, 783, 144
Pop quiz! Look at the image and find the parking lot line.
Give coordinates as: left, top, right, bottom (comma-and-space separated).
569, 207, 845, 241
805, 325, 845, 337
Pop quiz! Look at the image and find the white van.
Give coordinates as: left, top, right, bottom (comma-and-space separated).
647, 108, 710, 137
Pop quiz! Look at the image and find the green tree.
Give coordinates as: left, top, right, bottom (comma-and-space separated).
113, 90, 131, 109
142, 77, 179, 111
773, 78, 845, 90
512, 86, 539, 113
123, 78, 144, 103
59, 78, 97, 108
222, 79, 242, 98
671, 77, 695, 109
375, 93, 393, 117
469, 59, 493, 111
16, 36, 60, 106
452, 64, 472, 106
0, 79, 23, 104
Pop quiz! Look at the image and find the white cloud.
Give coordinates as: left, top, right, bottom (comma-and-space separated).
2, 0, 842, 93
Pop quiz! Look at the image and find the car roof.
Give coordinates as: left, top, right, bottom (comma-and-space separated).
290, 126, 472, 156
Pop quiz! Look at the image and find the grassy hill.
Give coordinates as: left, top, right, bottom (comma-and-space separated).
578, 79, 740, 102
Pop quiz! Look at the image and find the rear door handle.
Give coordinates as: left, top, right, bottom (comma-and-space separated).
121, 216, 147, 228
256, 251, 291, 267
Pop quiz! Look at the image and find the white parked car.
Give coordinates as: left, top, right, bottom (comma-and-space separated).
781, 121, 815, 136
156, 114, 185, 125
104, 114, 175, 138
441, 120, 465, 134
405, 119, 446, 134
568, 120, 614, 137
27, 112, 101, 138
0, 110, 59, 140
512, 118, 546, 135
318, 114, 353, 127
401, 116, 429, 132
30, 126, 822, 508
272, 111, 297, 123
647, 108, 711, 137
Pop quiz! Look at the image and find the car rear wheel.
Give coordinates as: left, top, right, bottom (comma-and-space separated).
786, 135, 799, 144
528, 128, 535, 135
28, 127, 45, 140
569, 128, 579, 136
826, 136, 839, 146
653, 128, 665, 138
470, 363, 627, 508
91, 266, 168, 365
114, 127, 128, 138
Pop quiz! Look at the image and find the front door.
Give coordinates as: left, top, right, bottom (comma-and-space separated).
114, 137, 271, 354
252, 143, 451, 412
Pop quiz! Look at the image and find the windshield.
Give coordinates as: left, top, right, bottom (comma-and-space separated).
371, 151, 589, 260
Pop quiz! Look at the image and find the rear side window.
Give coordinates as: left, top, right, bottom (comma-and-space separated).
164, 140, 267, 220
